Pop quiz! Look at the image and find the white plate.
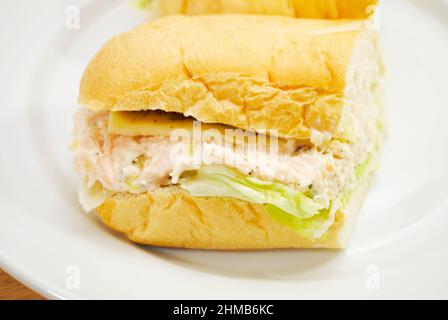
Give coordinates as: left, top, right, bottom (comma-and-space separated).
1, 0, 448, 299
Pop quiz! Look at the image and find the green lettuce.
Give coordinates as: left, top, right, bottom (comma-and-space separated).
130, 0, 152, 10
266, 204, 334, 240
179, 166, 334, 239
180, 166, 325, 219
356, 154, 374, 180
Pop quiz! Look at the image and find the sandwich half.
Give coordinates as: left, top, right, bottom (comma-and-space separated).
73, 15, 384, 249
140, 0, 379, 19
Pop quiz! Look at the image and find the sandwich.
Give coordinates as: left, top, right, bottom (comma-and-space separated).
73, 14, 384, 249
137, 0, 379, 19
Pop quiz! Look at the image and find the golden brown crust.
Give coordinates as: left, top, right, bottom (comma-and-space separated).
79, 15, 367, 140
96, 187, 342, 249
156, 0, 379, 19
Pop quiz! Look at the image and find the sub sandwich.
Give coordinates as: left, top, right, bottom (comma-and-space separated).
138, 0, 379, 19
73, 14, 384, 249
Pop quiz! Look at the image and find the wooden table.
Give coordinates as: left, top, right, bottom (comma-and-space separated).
0, 269, 45, 300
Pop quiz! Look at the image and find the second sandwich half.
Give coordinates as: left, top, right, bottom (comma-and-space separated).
73, 15, 384, 249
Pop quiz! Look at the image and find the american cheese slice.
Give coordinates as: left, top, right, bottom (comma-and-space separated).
108, 111, 229, 137
107, 111, 304, 152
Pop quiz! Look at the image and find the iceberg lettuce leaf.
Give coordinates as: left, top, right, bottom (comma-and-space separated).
179, 166, 325, 219
79, 181, 113, 212
265, 204, 333, 240
130, 0, 152, 10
